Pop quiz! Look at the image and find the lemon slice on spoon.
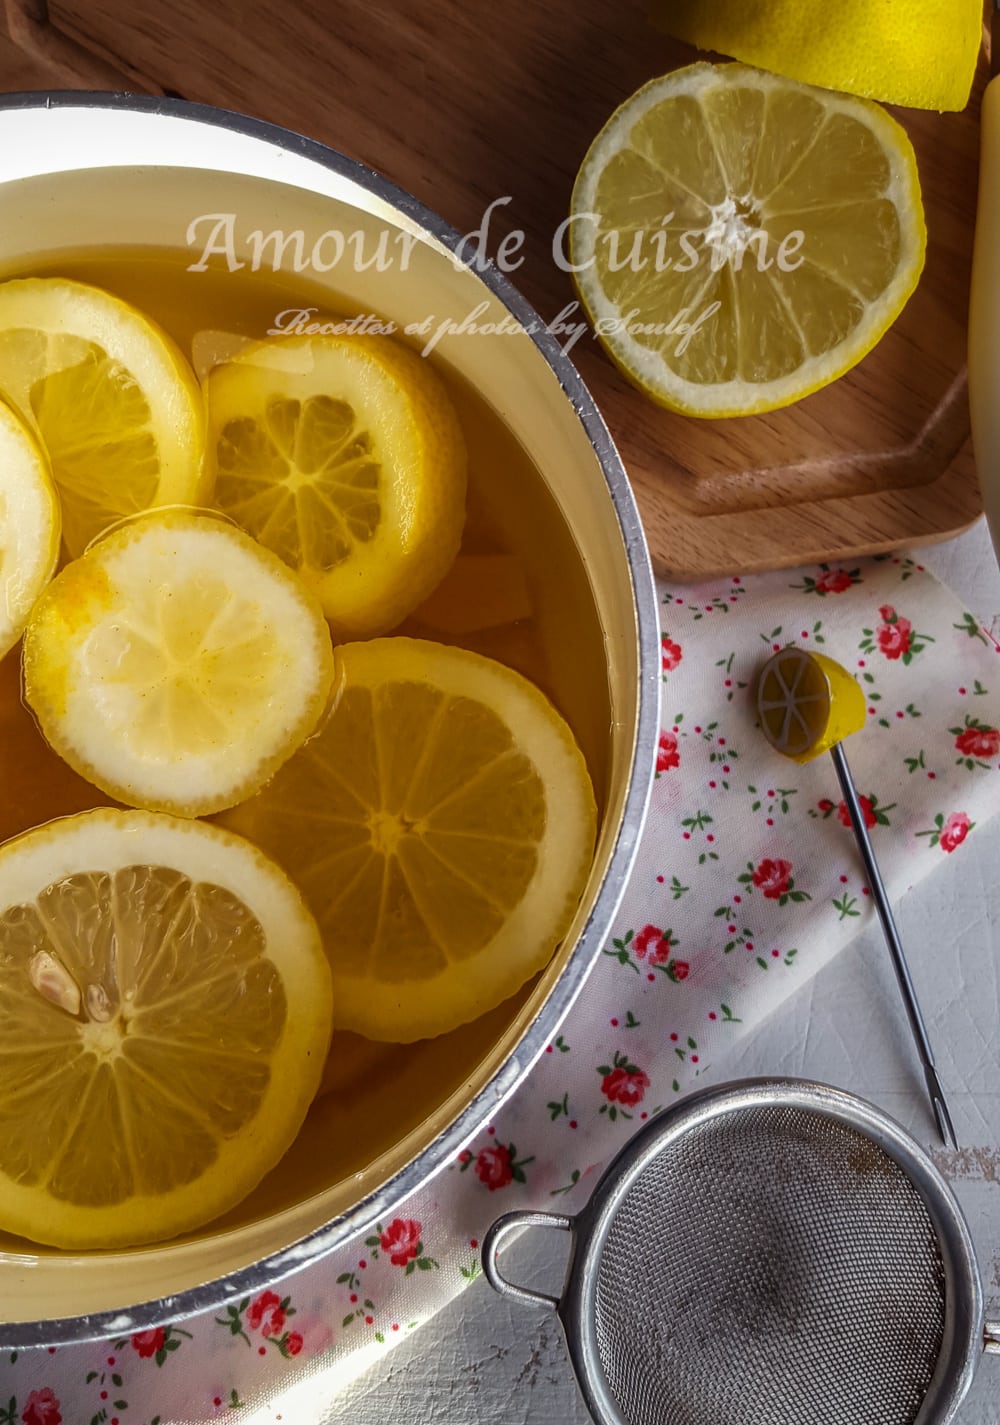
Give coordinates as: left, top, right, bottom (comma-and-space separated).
756, 646, 866, 763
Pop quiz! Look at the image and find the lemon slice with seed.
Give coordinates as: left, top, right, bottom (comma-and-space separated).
220, 637, 597, 1043
757, 647, 866, 763
570, 63, 926, 417
0, 278, 207, 557
23, 511, 335, 817
0, 808, 331, 1249
205, 335, 467, 640
0, 400, 60, 661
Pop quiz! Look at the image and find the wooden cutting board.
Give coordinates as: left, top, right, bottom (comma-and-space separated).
3, 0, 988, 578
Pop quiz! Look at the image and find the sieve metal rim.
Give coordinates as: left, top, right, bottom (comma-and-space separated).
483, 1077, 984, 1425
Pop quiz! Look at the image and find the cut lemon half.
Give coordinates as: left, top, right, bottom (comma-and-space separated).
0, 808, 331, 1249
220, 637, 598, 1042
23, 511, 335, 817
0, 278, 207, 556
205, 335, 467, 639
570, 63, 927, 417
0, 400, 60, 661
757, 646, 866, 763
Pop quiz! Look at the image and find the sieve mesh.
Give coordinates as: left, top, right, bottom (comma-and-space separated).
592, 1105, 946, 1425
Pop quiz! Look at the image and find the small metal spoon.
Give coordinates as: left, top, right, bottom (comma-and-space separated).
757, 647, 957, 1148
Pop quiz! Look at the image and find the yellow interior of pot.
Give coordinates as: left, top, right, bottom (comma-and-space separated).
0, 123, 646, 1328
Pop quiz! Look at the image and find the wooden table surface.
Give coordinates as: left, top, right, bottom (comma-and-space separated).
0, 0, 987, 577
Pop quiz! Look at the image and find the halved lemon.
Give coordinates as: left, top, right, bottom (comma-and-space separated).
220, 637, 597, 1042
570, 63, 927, 417
0, 278, 207, 556
0, 808, 332, 1249
205, 335, 467, 640
0, 400, 60, 661
23, 511, 335, 817
757, 646, 865, 762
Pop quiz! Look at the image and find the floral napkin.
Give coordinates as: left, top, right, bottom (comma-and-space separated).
3, 552, 998, 1425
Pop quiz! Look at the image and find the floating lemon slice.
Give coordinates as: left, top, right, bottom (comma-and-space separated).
0, 400, 60, 661
221, 637, 597, 1042
23, 511, 335, 817
0, 278, 207, 557
570, 63, 926, 417
0, 809, 332, 1249
205, 335, 467, 640
757, 646, 865, 763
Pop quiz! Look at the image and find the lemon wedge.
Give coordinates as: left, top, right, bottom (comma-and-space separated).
0, 808, 332, 1249
220, 637, 597, 1042
652, 0, 981, 113
0, 278, 207, 557
0, 400, 60, 661
570, 63, 926, 417
205, 335, 467, 640
757, 646, 866, 762
23, 511, 335, 817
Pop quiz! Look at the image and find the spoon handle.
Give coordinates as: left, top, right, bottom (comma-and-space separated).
829, 741, 957, 1148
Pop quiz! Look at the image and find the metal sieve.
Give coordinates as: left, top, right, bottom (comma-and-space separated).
483, 1079, 1000, 1425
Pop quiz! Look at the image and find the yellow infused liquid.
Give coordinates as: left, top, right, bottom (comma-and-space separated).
0, 249, 612, 1249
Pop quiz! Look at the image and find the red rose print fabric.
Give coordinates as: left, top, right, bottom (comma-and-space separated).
814, 569, 855, 594
3, 554, 997, 1420
634, 924, 671, 964
476, 1144, 513, 1190
752, 858, 793, 899
940, 812, 973, 853
20, 1390, 61, 1425
130, 1328, 166, 1359
656, 731, 680, 773
379, 1219, 422, 1266
247, 1292, 287, 1338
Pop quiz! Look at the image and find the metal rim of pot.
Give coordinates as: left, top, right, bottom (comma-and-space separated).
0, 90, 661, 1348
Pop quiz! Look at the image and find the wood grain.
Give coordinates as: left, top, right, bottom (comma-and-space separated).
5, 0, 988, 577
2, 0, 158, 91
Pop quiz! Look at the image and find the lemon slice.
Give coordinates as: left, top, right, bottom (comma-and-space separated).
205, 335, 467, 640
757, 647, 866, 763
0, 808, 331, 1249
0, 278, 207, 557
570, 63, 926, 417
652, 0, 981, 113
220, 637, 597, 1042
23, 511, 335, 817
0, 400, 60, 661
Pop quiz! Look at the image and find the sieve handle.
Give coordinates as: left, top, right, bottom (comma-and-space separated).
986, 1319, 1000, 1355
481, 1210, 573, 1312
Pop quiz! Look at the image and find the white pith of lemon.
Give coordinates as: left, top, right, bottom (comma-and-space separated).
23, 511, 336, 817
570, 63, 927, 417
